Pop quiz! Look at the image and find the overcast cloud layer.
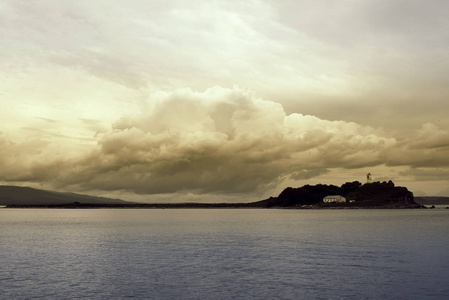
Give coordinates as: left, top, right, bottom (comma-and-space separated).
1, 1, 449, 200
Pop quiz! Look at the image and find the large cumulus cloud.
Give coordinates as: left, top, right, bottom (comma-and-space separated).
2, 86, 449, 198
26, 87, 396, 194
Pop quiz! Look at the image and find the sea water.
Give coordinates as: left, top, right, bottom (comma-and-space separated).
1, 209, 448, 299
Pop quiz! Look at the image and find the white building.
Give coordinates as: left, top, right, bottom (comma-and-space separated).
323, 195, 346, 203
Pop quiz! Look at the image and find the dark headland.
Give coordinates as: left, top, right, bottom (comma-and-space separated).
0, 185, 129, 207
0, 181, 431, 208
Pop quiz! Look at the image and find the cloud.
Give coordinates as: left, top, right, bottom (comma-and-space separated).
400, 167, 449, 182
385, 124, 449, 168
3, 0, 449, 136
2, 86, 449, 199
24, 86, 394, 195
409, 123, 449, 150
268, 0, 449, 131
0, 132, 59, 182
289, 169, 329, 180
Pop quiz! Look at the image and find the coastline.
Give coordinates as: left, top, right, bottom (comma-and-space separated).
4, 202, 426, 209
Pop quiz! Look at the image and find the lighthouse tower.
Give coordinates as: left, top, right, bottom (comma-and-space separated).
366, 173, 373, 184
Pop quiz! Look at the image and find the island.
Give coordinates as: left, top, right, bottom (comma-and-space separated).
253, 180, 421, 208
1, 181, 425, 209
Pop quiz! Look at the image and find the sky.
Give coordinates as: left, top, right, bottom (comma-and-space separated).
1, 0, 449, 202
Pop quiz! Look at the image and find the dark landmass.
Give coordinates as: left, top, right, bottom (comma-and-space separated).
253, 180, 422, 209
0, 185, 131, 206
414, 196, 449, 205
2, 181, 424, 209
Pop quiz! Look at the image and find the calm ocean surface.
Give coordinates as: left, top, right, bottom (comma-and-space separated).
1, 208, 448, 299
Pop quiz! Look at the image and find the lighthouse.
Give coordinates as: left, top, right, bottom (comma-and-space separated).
366, 173, 373, 184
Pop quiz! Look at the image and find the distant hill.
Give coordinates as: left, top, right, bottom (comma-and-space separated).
0, 186, 132, 206
414, 197, 449, 205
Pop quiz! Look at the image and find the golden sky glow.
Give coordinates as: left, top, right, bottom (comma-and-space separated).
1, 0, 449, 201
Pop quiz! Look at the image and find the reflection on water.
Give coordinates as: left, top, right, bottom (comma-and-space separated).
1, 209, 449, 299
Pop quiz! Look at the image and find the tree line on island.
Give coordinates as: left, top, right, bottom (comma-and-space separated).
254, 180, 420, 208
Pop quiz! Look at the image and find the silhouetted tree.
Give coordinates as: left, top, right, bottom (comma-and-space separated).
341, 181, 362, 195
